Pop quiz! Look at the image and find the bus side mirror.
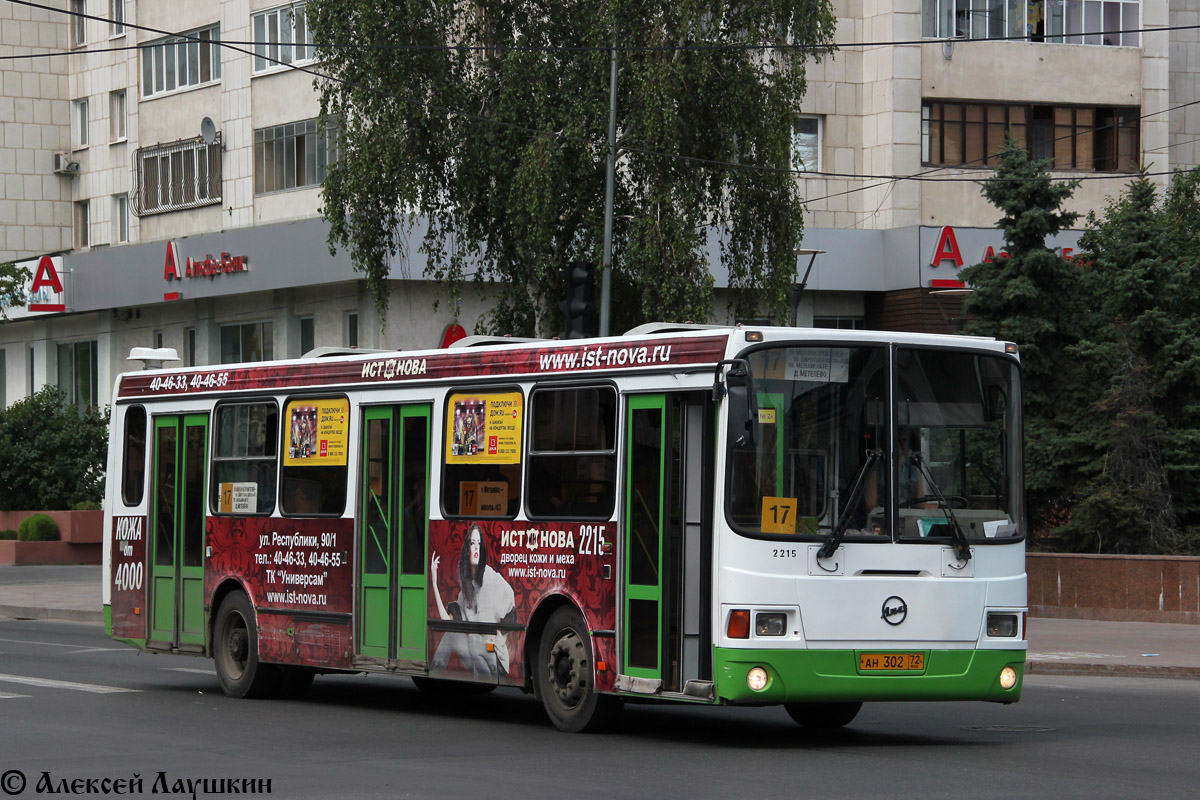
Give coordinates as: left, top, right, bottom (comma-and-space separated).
714, 359, 756, 448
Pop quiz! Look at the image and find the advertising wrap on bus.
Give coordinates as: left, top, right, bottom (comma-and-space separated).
426, 519, 617, 692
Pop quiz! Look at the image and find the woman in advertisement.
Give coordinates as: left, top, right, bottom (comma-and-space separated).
431, 524, 517, 678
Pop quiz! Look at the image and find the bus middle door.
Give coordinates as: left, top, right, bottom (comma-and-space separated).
358, 405, 432, 667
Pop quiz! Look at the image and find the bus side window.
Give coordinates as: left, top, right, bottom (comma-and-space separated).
442, 389, 523, 518
122, 406, 147, 506
526, 386, 617, 519
211, 401, 279, 515
280, 397, 350, 516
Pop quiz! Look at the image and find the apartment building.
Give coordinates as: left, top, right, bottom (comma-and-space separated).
0, 0, 1190, 409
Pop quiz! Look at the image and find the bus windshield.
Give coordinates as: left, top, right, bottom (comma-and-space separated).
727, 344, 1023, 543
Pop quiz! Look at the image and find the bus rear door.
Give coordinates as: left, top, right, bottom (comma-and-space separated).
148, 413, 208, 652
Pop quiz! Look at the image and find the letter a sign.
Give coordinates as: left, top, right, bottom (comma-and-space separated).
28, 255, 66, 313
930, 226, 963, 268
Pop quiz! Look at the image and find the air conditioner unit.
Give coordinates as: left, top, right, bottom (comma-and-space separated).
53, 152, 79, 175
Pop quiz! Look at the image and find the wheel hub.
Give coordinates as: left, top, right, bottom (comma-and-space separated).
547, 633, 585, 708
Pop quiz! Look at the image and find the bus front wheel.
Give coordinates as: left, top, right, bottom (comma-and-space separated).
536, 606, 621, 733
784, 701, 863, 729
213, 591, 279, 699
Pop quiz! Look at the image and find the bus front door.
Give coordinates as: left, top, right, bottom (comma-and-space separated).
148, 414, 208, 651
623, 393, 711, 696
358, 405, 432, 666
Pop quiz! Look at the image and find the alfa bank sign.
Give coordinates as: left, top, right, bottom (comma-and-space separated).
924, 226, 1081, 290
0, 254, 67, 318
162, 240, 249, 301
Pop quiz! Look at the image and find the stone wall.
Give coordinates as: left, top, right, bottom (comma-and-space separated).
1028, 552, 1200, 624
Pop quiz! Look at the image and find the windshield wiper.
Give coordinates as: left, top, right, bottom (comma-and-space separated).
818, 448, 882, 560
910, 452, 972, 563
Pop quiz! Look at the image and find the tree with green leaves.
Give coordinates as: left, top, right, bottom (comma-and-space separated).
0, 387, 109, 511
307, 0, 836, 336
0, 260, 32, 321
958, 137, 1084, 535
1058, 173, 1200, 553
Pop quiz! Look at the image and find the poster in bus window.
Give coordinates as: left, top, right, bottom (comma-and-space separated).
284, 398, 349, 466
445, 392, 523, 464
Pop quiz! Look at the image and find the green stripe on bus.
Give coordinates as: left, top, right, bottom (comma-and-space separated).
713, 647, 1025, 704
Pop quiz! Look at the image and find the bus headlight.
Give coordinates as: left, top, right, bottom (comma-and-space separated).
999, 666, 1018, 690
987, 613, 1018, 638
747, 666, 769, 691
755, 612, 787, 636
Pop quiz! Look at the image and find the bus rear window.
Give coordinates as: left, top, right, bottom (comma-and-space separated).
121, 405, 147, 506
442, 390, 523, 518
281, 397, 350, 515
526, 386, 617, 519
212, 401, 278, 515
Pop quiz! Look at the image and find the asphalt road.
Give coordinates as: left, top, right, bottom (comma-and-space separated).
0, 618, 1197, 800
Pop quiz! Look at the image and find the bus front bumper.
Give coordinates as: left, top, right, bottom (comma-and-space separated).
713, 647, 1025, 704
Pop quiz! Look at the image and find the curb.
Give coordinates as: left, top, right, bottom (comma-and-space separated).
1026, 660, 1200, 681
0, 604, 103, 624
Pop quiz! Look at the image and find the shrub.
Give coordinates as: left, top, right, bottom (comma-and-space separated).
71, 500, 101, 511
0, 530, 16, 540
17, 513, 59, 542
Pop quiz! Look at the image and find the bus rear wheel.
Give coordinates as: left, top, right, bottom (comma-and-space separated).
213, 591, 279, 699
784, 701, 863, 729
536, 607, 621, 733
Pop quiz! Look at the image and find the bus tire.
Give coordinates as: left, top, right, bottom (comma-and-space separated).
213, 591, 279, 699
784, 701, 863, 729
536, 606, 621, 733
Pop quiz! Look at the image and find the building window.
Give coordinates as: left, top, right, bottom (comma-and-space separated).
153, 329, 164, 349
793, 115, 822, 172
141, 24, 221, 98
299, 316, 314, 355
252, 3, 314, 73
922, 100, 1138, 172
221, 322, 273, 364
254, 118, 337, 194
74, 201, 89, 249
112, 194, 128, 243
74, 98, 89, 148
526, 386, 617, 519
71, 0, 86, 46
211, 401, 279, 515
922, 0, 1139, 46
109, 0, 124, 35
184, 327, 197, 366
132, 137, 222, 215
109, 90, 126, 141
57, 340, 97, 413
346, 312, 358, 348
813, 316, 865, 330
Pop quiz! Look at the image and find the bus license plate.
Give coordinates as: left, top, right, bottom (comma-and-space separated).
859, 653, 924, 671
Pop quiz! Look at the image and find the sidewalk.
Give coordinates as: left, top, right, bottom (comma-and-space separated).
0, 565, 1196, 680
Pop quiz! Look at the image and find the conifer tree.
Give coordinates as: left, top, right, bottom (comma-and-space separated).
958, 138, 1083, 535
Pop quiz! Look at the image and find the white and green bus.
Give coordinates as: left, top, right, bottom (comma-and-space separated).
104, 323, 1026, 732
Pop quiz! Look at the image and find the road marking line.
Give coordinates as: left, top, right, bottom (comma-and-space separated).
167, 668, 215, 675
0, 692, 31, 699
68, 647, 130, 654
0, 673, 139, 694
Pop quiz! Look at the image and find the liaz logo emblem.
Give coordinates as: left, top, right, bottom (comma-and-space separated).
881, 596, 908, 626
